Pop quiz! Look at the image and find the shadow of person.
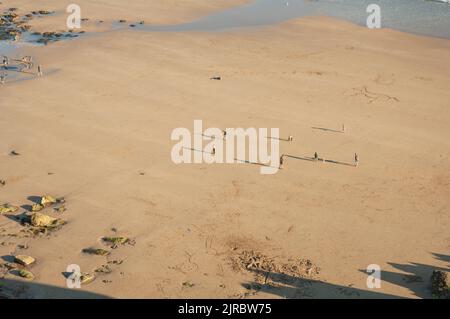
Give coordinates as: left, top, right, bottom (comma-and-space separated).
433, 253, 450, 264
357, 254, 450, 299
311, 127, 344, 134
242, 268, 401, 299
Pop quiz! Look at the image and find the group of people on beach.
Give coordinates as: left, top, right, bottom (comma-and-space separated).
1, 55, 43, 84
209, 129, 359, 169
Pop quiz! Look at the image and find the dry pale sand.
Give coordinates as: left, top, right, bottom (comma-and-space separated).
1, 1, 450, 299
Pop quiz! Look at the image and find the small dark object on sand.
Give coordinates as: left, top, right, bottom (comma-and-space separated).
82, 247, 110, 256
431, 270, 449, 299
9, 150, 20, 156
210, 76, 221, 80
0, 180, 5, 186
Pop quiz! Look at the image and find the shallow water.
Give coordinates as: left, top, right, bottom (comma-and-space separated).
136, 0, 450, 39
1, 0, 449, 58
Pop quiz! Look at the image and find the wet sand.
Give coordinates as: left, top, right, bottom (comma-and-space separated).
1, 1, 450, 298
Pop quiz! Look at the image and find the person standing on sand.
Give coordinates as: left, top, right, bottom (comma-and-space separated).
212, 145, 216, 155
279, 155, 284, 169
37, 65, 43, 77
354, 153, 359, 167
314, 152, 318, 161
22, 56, 32, 70
288, 135, 293, 141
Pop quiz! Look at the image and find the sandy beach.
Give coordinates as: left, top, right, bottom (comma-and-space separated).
1, 0, 449, 299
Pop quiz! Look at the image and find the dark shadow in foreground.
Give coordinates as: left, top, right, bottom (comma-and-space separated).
362, 253, 450, 299
244, 253, 449, 299
241, 268, 402, 299
0, 278, 111, 299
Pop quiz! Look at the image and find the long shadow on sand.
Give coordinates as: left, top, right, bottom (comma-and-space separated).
242, 268, 401, 299
358, 253, 450, 299
311, 127, 344, 134
283, 154, 355, 167
243, 253, 449, 299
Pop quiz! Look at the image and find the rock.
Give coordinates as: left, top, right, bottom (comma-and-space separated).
80, 272, 95, 285
182, 281, 195, 288
19, 24, 31, 31
40, 195, 57, 207
18, 269, 34, 280
82, 247, 110, 256
3, 262, 16, 270
0, 204, 19, 214
431, 270, 450, 299
30, 212, 64, 228
95, 264, 112, 274
14, 255, 35, 266
54, 206, 66, 213
107, 259, 123, 265
102, 236, 129, 247
36, 38, 49, 45
31, 203, 44, 212
42, 31, 55, 38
